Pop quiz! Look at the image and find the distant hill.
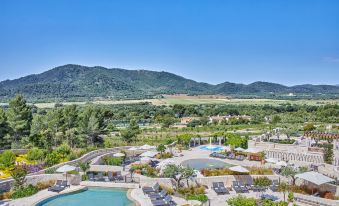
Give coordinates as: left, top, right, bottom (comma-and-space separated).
0, 64, 338, 101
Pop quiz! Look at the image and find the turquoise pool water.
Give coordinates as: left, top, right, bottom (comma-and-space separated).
36, 187, 134, 206
181, 158, 234, 170
199, 145, 225, 152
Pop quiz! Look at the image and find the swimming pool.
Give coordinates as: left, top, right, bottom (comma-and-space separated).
181, 158, 234, 170
199, 145, 225, 152
36, 187, 134, 206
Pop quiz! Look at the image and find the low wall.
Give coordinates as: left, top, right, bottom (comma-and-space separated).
80, 181, 139, 189
0, 147, 130, 183
0, 174, 82, 191
295, 193, 339, 206
196, 175, 280, 188
0, 174, 61, 191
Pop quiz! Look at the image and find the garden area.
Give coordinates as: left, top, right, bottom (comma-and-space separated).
201, 166, 273, 177
0, 145, 89, 179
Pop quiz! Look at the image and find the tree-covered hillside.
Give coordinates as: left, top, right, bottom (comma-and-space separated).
0, 64, 338, 101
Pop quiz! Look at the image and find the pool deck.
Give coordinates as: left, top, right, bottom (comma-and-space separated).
172, 146, 263, 168
9, 185, 85, 206
130, 188, 201, 206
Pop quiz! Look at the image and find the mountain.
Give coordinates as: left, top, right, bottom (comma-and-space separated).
0, 64, 338, 101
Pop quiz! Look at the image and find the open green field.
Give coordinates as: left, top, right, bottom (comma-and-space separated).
1, 96, 338, 108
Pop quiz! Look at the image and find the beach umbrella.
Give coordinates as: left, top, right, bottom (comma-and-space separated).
56, 165, 76, 182
128, 147, 139, 151
140, 151, 158, 157
234, 147, 245, 152
140, 144, 156, 150
276, 161, 287, 167
140, 157, 151, 163
229, 165, 249, 173
113, 152, 125, 157
245, 148, 262, 153
265, 158, 278, 164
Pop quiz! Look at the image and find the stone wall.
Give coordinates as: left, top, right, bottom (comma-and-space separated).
0, 174, 62, 191
0, 147, 128, 183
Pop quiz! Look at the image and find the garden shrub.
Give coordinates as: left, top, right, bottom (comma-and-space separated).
36, 180, 55, 190
102, 156, 122, 166
0, 150, 16, 168
44, 167, 57, 174
254, 177, 272, 187
27, 148, 45, 161
11, 184, 38, 199
288, 192, 294, 202
186, 194, 208, 202
159, 184, 174, 195
45, 151, 61, 166
227, 195, 257, 206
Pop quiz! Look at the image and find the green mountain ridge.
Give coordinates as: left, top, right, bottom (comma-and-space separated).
0, 64, 338, 101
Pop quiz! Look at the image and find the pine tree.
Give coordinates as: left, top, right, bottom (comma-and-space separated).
0, 108, 10, 148
7, 95, 32, 146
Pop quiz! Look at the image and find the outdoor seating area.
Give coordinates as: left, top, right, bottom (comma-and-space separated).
212, 182, 229, 195
48, 180, 69, 193
87, 171, 125, 182
210, 152, 246, 161
143, 183, 177, 206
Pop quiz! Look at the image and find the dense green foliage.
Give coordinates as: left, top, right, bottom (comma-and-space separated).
26, 148, 45, 161
0, 150, 16, 168
0, 95, 337, 152
0, 64, 338, 101
102, 156, 123, 166
227, 195, 257, 206
253, 177, 272, 186
11, 184, 38, 199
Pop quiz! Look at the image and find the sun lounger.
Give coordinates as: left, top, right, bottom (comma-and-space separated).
269, 180, 279, 192
143, 182, 160, 194
108, 172, 114, 181
95, 172, 105, 181
238, 181, 249, 193
114, 171, 124, 181
48, 180, 67, 192
212, 182, 222, 194
218, 182, 229, 194
151, 195, 176, 206
148, 190, 167, 199
88, 173, 95, 181
232, 181, 242, 193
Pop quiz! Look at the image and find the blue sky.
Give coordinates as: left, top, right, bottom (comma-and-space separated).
0, 0, 338, 85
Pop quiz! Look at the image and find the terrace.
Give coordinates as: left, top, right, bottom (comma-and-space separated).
1, 137, 339, 206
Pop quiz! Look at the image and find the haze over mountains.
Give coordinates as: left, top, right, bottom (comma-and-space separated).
0, 64, 338, 101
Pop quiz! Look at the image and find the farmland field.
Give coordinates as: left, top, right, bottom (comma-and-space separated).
1, 95, 338, 108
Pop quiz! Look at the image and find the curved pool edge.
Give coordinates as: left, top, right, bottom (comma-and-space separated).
33, 186, 139, 206
127, 189, 141, 206
33, 186, 87, 206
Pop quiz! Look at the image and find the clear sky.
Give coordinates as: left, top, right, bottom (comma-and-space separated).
1, 0, 338, 85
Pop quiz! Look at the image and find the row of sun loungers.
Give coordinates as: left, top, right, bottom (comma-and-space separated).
142, 183, 177, 206
212, 182, 229, 195
88, 171, 124, 182
210, 152, 246, 161
48, 180, 69, 192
